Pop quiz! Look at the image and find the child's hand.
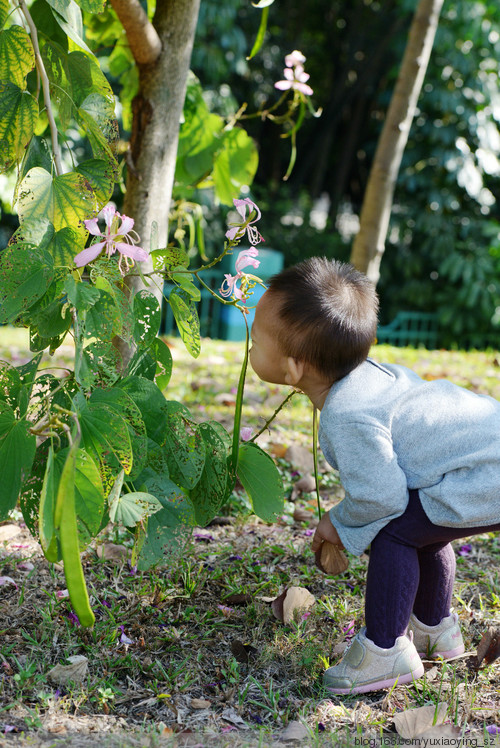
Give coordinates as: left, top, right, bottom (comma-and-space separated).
311, 512, 344, 551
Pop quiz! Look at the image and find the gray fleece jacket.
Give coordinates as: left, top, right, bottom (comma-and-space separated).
319, 358, 500, 555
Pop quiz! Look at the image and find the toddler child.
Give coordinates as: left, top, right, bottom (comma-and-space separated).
249, 256, 500, 695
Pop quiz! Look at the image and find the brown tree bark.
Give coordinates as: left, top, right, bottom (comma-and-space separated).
109, 0, 201, 366
349, 0, 444, 284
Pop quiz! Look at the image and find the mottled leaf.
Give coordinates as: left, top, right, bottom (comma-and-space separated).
0, 81, 38, 172
17, 167, 97, 231
168, 287, 201, 358
133, 290, 161, 348
0, 404, 36, 520
0, 242, 54, 323
0, 26, 35, 86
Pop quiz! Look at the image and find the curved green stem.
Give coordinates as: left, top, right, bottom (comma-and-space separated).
313, 406, 322, 520
230, 313, 250, 474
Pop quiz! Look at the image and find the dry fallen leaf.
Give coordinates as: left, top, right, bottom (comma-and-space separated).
315, 541, 349, 575
284, 444, 314, 472
393, 703, 448, 740
0, 525, 22, 542
281, 720, 310, 742
271, 586, 315, 624
96, 542, 129, 562
291, 474, 316, 500
47, 655, 89, 686
475, 626, 500, 668
417, 724, 462, 742
292, 506, 312, 523
190, 698, 211, 709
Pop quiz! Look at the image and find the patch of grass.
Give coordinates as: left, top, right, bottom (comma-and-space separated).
1, 330, 500, 745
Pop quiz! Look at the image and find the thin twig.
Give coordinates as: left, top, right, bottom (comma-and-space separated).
250, 389, 298, 442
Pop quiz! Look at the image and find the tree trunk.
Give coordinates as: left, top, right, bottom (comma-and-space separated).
349, 0, 444, 284
116, 0, 201, 366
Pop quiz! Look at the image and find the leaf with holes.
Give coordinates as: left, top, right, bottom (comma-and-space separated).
17, 167, 97, 231
0, 243, 54, 324
109, 491, 161, 527
76, 158, 115, 206
133, 290, 161, 348
149, 338, 173, 391
79, 402, 133, 477
0, 404, 36, 520
168, 287, 200, 358
189, 422, 231, 526
90, 387, 148, 480
0, 26, 35, 86
162, 402, 206, 490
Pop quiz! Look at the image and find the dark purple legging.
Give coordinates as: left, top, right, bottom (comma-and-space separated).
365, 489, 500, 648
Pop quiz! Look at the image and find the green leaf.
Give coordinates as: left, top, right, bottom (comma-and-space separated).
171, 269, 201, 301
149, 338, 173, 391
73, 448, 106, 543
135, 468, 194, 570
0, 242, 54, 323
17, 168, 97, 230
90, 386, 148, 480
133, 290, 161, 348
0, 26, 35, 86
0, 81, 38, 172
79, 402, 133, 480
0, 404, 36, 520
64, 276, 100, 311
16, 136, 52, 192
168, 287, 201, 358
46, 226, 87, 268
73, 0, 105, 13
162, 401, 205, 490
189, 422, 230, 526
93, 276, 133, 341
237, 442, 284, 523
119, 376, 168, 443
46, 0, 92, 54
76, 158, 115, 206
109, 491, 161, 527
150, 245, 189, 272
78, 92, 119, 157
0, 0, 9, 29
0, 361, 22, 411
213, 128, 259, 206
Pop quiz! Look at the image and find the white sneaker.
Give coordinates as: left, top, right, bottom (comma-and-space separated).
408, 612, 465, 659
323, 628, 424, 695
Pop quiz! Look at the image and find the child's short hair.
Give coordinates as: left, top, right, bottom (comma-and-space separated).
267, 257, 378, 382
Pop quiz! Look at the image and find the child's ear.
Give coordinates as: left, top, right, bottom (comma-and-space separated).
285, 357, 304, 386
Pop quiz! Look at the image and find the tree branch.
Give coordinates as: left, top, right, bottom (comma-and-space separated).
18, 0, 64, 176
109, 0, 162, 66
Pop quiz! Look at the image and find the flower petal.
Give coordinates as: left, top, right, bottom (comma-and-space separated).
114, 242, 149, 261
285, 50, 306, 67
102, 204, 117, 227
117, 214, 135, 235
83, 217, 102, 236
74, 242, 106, 267
235, 247, 259, 272
275, 80, 292, 91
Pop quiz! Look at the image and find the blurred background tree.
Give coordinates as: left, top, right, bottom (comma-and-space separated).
190, 0, 500, 347
2, 0, 500, 347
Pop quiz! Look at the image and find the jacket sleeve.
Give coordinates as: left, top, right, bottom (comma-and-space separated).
321, 420, 409, 555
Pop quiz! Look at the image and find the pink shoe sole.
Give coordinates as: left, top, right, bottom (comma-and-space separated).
325, 663, 425, 695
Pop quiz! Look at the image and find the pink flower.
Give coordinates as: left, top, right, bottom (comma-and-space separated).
240, 427, 253, 441
75, 204, 149, 274
275, 65, 313, 96
225, 198, 264, 245
285, 50, 306, 68
219, 248, 260, 302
